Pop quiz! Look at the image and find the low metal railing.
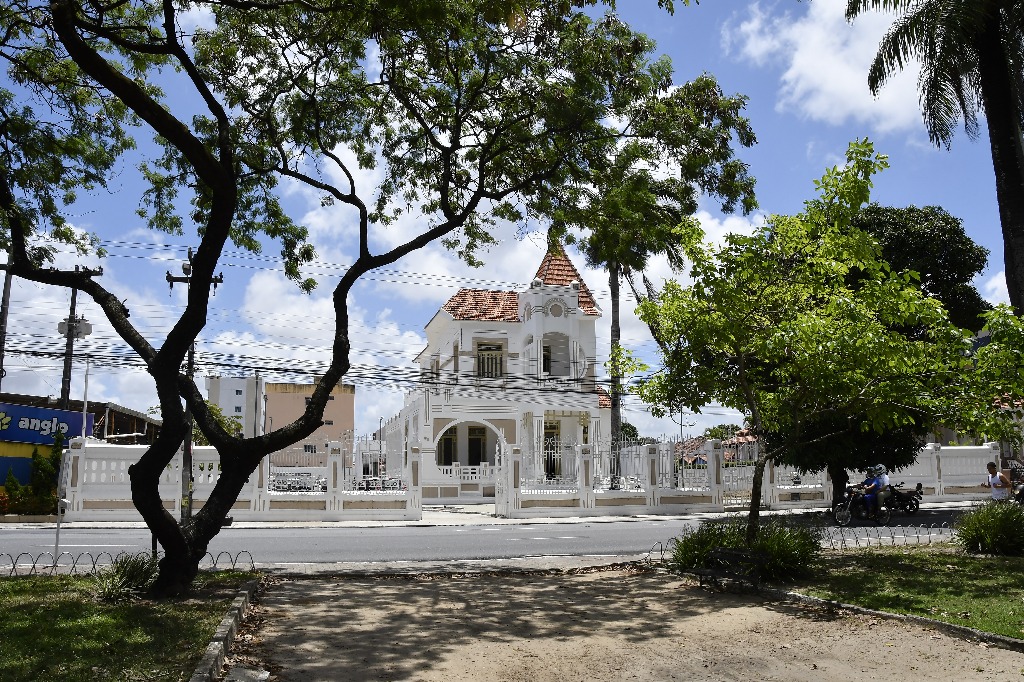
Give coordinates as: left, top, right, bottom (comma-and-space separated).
0, 550, 257, 577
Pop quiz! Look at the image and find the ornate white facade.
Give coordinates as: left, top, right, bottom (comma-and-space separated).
385, 245, 611, 501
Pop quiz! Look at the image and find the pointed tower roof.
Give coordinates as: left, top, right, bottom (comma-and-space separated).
533, 243, 600, 316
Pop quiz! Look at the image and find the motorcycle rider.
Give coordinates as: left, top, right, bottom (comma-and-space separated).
875, 464, 891, 515
861, 466, 882, 518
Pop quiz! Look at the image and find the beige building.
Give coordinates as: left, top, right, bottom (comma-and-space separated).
264, 378, 355, 464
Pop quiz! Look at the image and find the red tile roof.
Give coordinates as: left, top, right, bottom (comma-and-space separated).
533, 246, 600, 316
596, 386, 611, 408
442, 289, 521, 322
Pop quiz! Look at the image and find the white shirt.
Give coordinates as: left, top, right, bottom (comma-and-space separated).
988, 471, 1010, 500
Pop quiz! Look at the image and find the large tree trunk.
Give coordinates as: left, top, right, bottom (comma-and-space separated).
744, 452, 769, 546
609, 261, 621, 477
977, 9, 1024, 313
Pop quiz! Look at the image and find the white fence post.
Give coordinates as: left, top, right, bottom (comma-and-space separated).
579, 445, 595, 510
704, 439, 723, 506
646, 445, 658, 508
327, 441, 342, 511
409, 448, 422, 514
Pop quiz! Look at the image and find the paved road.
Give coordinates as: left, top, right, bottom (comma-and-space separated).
0, 504, 966, 567
0, 519, 691, 564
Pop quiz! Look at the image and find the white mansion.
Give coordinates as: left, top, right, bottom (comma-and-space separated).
381, 244, 612, 501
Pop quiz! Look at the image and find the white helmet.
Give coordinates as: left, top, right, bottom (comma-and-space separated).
876, 464, 887, 475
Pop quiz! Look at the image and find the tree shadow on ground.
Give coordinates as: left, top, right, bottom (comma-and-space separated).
249, 565, 829, 681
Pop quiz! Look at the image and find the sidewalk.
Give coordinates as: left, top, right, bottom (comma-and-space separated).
16, 500, 974, 531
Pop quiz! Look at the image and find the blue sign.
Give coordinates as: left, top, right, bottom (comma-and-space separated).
0, 402, 94, 446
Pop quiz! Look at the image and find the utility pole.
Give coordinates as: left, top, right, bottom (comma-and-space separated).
58, 266, 102, 410
166, 248, 223, 524
0, 255, 13, 393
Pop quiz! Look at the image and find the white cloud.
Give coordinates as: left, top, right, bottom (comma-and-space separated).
177, 6, 215, 33
722, 1, 922, 135
982, 270, 1010, 306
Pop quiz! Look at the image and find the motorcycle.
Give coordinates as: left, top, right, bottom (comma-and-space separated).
834, 484, 891, 526
885, 481, 923, 514
1014, 480, 1024, 505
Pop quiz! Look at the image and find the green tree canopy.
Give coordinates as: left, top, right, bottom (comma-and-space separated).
703, 424, 743, 441
851, 203, 991, 331
775, 202, 992, 488
636, 140, 971, 542
190, 402, 242, 447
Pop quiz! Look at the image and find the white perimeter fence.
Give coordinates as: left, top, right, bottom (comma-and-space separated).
54, 437, 999, 522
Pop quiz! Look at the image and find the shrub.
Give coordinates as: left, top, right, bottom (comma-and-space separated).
8, 493, 56, 515
668, 517, 823, 582
0, 492, 8, 514
954, 502, 1024, 555
668, 519, 746, 571
93, 553, 160, 602
29, 446, 58, 497
4, 467, 23, 504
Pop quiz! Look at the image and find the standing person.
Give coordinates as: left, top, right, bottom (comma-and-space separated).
984, 462, 1011, 501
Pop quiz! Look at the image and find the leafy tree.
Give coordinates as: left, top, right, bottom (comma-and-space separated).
0, 0, 698, 593
703, 424, 743, 440
776, 203, 991, 493
851, 203, 991, 331
636, 140, 970, 543
190, 401, 243, 447
771, 417, 927, 501
620, 421, 639, 442
945, 304, 1024, 447
847, 1, 1024, 311
549, 74, 756, 454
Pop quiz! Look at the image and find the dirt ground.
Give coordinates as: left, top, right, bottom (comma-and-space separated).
229, 567, 1024, 682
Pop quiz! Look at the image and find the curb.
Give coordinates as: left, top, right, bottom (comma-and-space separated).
189, 580, 258, 682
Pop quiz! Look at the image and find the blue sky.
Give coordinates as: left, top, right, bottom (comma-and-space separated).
3, 1, 1006, 440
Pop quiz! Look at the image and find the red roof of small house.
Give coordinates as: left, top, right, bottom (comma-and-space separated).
442, 289, 521, 322
674, 436, 707, 457
533, 246, 600, 316
597, 386, 611, 408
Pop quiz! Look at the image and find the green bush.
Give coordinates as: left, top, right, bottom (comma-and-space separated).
0, 492, 8, 514
92, 553, 160, 602
954, 502, 1024, 555
4, 467, 23, 503
29, 446, 58, 497
668, 519, 746, 571
7, 493, 56, 515
668, 517, 823, 582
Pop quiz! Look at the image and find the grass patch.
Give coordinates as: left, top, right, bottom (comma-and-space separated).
792, 544, 1024, 639
0, 570, 258, 681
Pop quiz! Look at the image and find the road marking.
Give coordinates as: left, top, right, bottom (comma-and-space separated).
40, 544, 137, 548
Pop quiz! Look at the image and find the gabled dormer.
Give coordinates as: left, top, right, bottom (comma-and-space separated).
414, 243, 600, 384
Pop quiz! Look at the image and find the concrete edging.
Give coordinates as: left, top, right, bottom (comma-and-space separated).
189, 581, 258, 682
